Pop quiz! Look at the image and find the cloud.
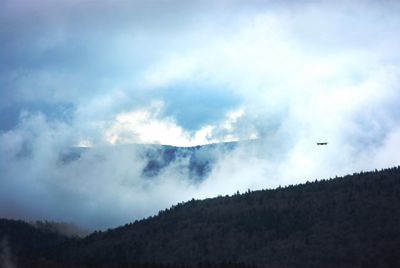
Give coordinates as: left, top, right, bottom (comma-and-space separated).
104, 103, 253, 146
104, 102, 209, 146
1, 0, 400, 229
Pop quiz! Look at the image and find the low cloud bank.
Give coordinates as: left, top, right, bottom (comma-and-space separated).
1, 106, 399, 230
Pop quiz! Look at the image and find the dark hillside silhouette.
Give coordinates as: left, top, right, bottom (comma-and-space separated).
1, 166, 400, 267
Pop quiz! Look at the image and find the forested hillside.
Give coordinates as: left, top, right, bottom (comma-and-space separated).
0, 219, 79, 267
60, 167, 400, 267
2, 167, 400, 267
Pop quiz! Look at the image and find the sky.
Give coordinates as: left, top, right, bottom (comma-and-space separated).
1, 0, 400, 229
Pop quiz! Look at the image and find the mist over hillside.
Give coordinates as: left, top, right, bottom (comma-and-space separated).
1, 167, 400, 267
2, 134, 400, 231
60, 142, 237, 181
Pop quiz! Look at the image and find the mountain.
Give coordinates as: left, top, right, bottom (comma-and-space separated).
2, 167, 400, 267
59, 142, 237, 181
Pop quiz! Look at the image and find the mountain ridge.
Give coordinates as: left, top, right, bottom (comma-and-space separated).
59, 142, 239, 181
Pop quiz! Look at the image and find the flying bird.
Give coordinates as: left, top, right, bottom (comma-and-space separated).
317, 142, 328, 145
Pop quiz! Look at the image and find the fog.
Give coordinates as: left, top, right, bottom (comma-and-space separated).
1, 0, 400, 229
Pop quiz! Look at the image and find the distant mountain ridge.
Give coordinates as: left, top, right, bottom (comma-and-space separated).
60, 142, 238, 181
1, 166, 400, 267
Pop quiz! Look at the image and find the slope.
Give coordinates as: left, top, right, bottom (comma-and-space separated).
52, 167, 400, 268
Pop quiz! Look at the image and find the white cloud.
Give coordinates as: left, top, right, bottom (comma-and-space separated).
104, 103, 254, 147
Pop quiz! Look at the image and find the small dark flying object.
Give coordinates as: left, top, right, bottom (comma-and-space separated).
317, 142, 328, 145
